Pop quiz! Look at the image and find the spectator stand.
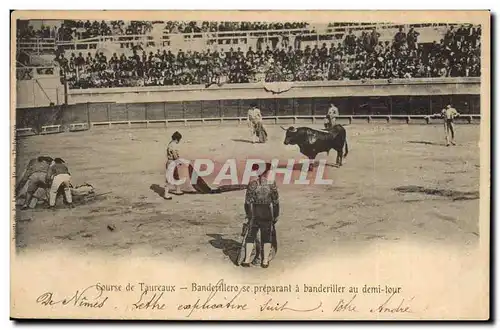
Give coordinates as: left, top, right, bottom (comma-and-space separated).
54, 22, 465, 55
17, 21, 481, 109
17, 37, 57, 55
17, 20, 465, 55
51, 21, 480, 90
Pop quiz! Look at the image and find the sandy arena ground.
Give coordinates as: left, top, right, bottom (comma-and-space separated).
14, 123, 480, 269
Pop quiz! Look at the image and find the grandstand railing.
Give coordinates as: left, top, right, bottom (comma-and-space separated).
58, 22, 461, 43
48, 23, 466, 52
16, 22, 471, 56
17, 38, 56, 54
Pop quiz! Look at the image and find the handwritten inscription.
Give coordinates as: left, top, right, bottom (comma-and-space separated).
259, 298, 322, 313
34, 281, 416, 317
333, 295, 358, 312
132, 291, 166, 310
177, 287, 248, 317
370, 293, 413, 314
36, 285, 108, 309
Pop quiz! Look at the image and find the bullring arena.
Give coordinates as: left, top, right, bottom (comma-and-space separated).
14, 121, 480, 270
14, 19, 482, 272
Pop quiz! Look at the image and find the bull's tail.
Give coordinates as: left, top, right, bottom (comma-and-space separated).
343, 138, 349, 158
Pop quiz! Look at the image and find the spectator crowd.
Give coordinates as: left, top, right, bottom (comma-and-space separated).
163, 21, 309, 33
54, 24, 481, 89
17, 20, 154, 41
17, 23, 56, 40
18, 20, 311, 42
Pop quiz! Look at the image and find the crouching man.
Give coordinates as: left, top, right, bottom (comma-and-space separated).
46, 158, 74, 209
18, 156, 53, 210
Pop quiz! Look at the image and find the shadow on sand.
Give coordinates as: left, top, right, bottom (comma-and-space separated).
282, 161, 340, 170
231, 138, 256, 144
206, 234, 241, 265
150, 182, 248, 198
394, 185, 479, 201
407, 140, 443, 146
324, 162, 340, 168
149, 184, 198, 197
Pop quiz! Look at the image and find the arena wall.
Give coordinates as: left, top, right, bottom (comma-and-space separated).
16, 75, 65, 109
15, 77, 481, 133
66, 77, 479, 104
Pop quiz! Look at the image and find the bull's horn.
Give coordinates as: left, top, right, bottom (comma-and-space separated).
280, 125, 287, 131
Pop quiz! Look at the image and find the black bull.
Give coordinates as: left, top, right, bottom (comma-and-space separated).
281, 124, 349, 166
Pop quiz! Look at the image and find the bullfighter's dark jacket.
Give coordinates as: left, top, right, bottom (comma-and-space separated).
244, 176, 280, 221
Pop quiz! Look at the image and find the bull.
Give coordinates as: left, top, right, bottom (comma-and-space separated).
281, 124, 349, 167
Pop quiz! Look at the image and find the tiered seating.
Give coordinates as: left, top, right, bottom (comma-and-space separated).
17, 21, 481, 89
56, 24, 481, 89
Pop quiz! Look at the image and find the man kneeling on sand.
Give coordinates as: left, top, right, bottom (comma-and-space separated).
18, 156, 53, 210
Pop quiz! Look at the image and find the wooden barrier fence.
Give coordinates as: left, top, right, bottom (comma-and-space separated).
16, 114, 481, 137
15, 78, 481, 136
